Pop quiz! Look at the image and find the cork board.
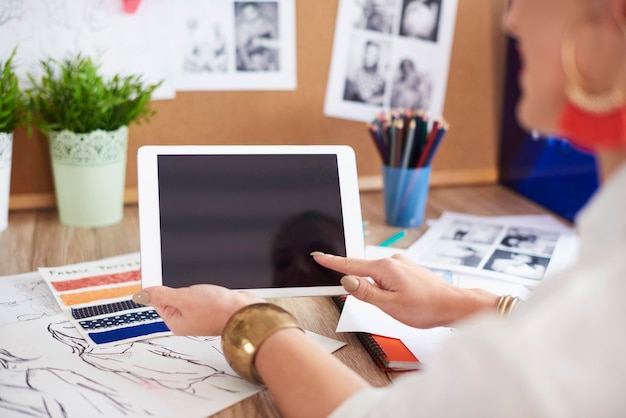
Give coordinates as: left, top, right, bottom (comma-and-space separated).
9, 0, 507, 210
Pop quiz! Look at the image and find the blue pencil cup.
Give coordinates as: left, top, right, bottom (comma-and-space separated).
382, 164, 431, 228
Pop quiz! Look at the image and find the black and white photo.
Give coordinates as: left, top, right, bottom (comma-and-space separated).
183, 18, 228, 73
420, 241, 490, 268
484, 250, 550, 280
389, 57, 433, 109
499, 227, 558, 256
343, 36, 390, 105
234, 2, 280, 72
399, 0, 442, 42
441, 220, 503, 244
352, 0, 398, 34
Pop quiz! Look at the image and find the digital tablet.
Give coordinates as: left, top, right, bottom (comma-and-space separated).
137, 145, 365, 297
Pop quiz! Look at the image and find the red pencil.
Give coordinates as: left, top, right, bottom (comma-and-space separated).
416, 118, 441, 168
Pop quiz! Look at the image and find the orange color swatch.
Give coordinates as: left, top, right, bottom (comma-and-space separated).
59, 284, 142, 306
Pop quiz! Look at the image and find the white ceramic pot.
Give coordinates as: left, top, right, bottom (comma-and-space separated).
48, 126, 128, 227
0, 132, 12, 231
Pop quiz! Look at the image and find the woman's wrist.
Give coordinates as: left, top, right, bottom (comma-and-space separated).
444, 287, 500, 325
221, 303, 303, 384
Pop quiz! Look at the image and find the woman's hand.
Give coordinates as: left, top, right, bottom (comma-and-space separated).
133, 285, 265, 336
312, 252, 498, 328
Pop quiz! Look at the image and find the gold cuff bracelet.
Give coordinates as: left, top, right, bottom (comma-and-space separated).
221, 303, 302, 385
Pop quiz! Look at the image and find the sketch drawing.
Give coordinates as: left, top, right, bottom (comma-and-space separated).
0, 313, 344, 417
0, 272, 60, 327
0, 315, 261, 417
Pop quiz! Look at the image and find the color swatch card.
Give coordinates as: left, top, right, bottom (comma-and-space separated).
39, 253, 171, 346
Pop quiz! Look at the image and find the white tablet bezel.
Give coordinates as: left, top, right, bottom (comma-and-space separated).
137, 145, 365, 297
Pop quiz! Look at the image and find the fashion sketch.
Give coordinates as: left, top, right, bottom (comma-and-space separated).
0, 315, 260, 417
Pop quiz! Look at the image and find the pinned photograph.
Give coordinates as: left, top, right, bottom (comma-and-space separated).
343, 36, 391, 106
324, 0, 457, 122
173, 0, 296, 91
353, 0, 398, 34
398, 0, 442, 42
183, 16, 229, 73
234, 1, 280, 72
390, 57, 433, 109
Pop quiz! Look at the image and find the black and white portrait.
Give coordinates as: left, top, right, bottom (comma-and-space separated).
234, 1, 280, 72
353, 0, 398, 34
398, 0, 442, 42
484, 250, 550, 280
420, 241, 489, 268
390, 57, 433, 110
343, 36, 390, 105
183, 18, 228, 73
499, 227, 558, 256
441, 220, 503, 245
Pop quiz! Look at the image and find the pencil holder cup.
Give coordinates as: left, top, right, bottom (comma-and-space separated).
382, 164, 431, 228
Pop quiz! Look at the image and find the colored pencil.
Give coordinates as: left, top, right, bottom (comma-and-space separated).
416, 118, 441, 168
367, 123, 389, 164
378, 229, 406, 247
401, 119, 417, 169
365, 110, 448, 169
423, 122, 448, 167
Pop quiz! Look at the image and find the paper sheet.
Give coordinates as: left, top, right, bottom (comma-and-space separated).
0, 0, 176, 99
172, 0, 297, 91
1, 0, 297, 95
407, 212, 580, 286
38, 253, 172, 346
324, 0, 458, 122
0, 271, 60, 327
0, 314, 344, 418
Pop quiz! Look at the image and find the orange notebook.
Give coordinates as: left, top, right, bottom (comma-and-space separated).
332, 296, 420, 372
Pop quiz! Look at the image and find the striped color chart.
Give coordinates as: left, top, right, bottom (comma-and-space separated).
39, 253, 171, 346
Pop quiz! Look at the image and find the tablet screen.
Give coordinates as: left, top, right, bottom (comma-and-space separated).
157, 153, 347, 289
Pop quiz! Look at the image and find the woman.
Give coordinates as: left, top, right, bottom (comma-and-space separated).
134, 0, 626, 416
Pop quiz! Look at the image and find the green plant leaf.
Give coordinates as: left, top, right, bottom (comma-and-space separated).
25, 53, 162, 134
0, 47, 28, 133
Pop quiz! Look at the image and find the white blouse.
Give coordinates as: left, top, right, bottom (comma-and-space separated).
330, 164, 626, 418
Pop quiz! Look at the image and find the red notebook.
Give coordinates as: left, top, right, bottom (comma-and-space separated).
332, 296, 420, 372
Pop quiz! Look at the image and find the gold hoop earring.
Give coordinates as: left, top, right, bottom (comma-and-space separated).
561, 16, 626, 114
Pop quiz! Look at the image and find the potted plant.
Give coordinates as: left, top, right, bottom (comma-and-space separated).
0, 48, 28, 232
26, 54, 161, 227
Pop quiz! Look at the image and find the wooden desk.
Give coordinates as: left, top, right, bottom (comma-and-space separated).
0, 184, 559, 417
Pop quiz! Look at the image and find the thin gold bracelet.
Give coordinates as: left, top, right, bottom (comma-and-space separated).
221, 303, 303, 385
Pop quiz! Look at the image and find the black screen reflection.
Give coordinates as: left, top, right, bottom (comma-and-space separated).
270, 211, 346, 287
157, 154, 347, 289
